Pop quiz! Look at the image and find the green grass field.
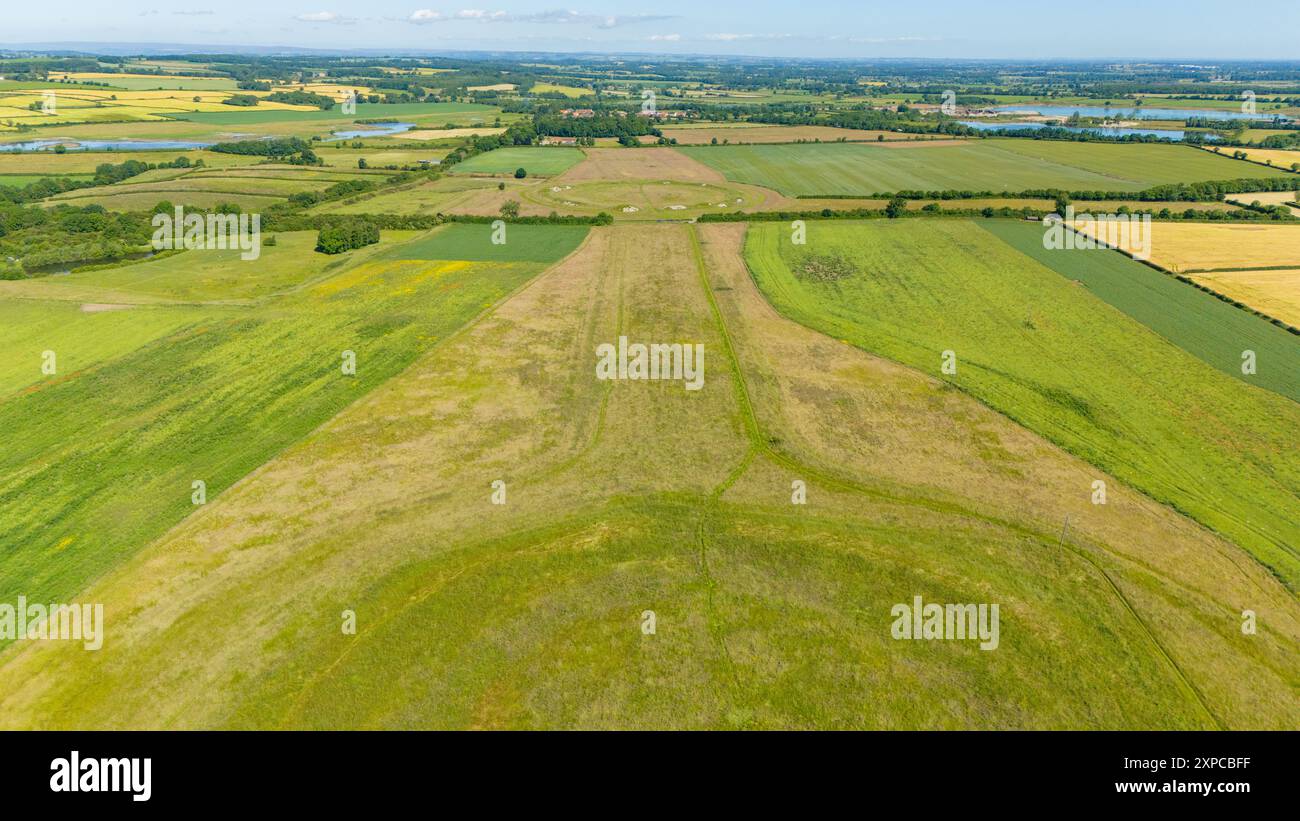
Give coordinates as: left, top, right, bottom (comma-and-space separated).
744, 219, 1300, 589
0, 223, 1292, 730
680, 140, 1293, 195
0, 173, 94, 187
0, 299, 212, 397
0, 150, 263, 174
530, 82, 593, 98
449, 146, 585, 177
0, 227, 579, 642
17, 232, 413, 303
41, 165, 388, 211
983, 220, 1300, 402
313, 176, 515, 215
386, 223, 589, 263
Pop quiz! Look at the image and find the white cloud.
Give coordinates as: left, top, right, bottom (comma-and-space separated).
648, 33, 681, 42
295, 11, 348, 23
402, 9, 674, 28
846, 35, 943, 44
703, 32, 800, 42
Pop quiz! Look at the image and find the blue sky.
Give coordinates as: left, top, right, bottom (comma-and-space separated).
5, 1, 1298, 59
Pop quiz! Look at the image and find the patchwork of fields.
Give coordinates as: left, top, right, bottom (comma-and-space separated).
985, 221, 1300, 399
448, 146, 585, 176
41, 164, 395, 210
2, 62, 1298, 732
0, 87, 319, 129
660, 123, 928, 144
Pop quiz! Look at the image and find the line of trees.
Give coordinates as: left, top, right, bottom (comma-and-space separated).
796, 177, 1300, 203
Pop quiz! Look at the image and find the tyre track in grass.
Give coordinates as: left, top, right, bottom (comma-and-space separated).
687, 222, 1224, 730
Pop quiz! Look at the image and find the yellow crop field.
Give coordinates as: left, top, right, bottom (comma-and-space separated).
1191, 268, 1300, 326
1203, 145, 1300, 169
530, 82, 593, 98
0, 86, 317, 126
278, 83, 369, 100
1226, 190, 1300, 216
1074, 221, 1300, 272
400, 127, 506, 140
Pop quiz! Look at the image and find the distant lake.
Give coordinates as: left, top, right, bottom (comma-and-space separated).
325, 122, 416, 141
0, 139, 214, 152
961, 121, 1195, 140
994, 104, 1288, 122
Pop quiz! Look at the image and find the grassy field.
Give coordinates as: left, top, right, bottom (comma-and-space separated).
52, 73, 240, 91
386, 223, 589, 263
984, 220, 1300, 400
530, 82, 593, 98
0, 223, 1293, 729
311, 176, 515, 215
679, 140, 1292, 195
0, 227, 578, 643
14, 232, 416, 304
0, 299, 212, 397
744, 219, 1300, 590
661, 124, 947, 145
0, 173, 93, 187
42, 164, 389, 211
321, 147, 449, 168
0, 150, 263, 174
449, 146, 585, 177
519, 178, 782, 219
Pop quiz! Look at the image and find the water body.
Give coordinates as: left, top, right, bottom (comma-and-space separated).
994, 104, 1288, 122
25, 250, 156, 275
0, 139, 214, 153
325, 122, 416, 141
961, 121, 1192, 140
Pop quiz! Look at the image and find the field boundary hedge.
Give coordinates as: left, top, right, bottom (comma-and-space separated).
1059, 224, 1300, 336
699, 206, 1288, 225
794, 177, 1300, 202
